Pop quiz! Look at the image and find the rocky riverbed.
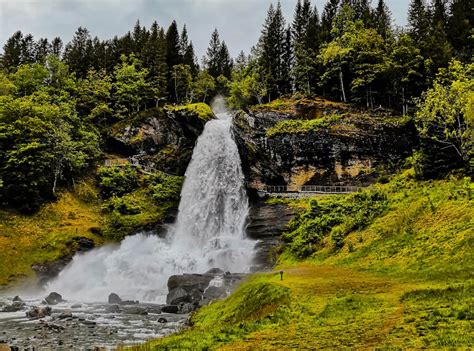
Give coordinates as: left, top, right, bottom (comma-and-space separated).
0, 270, 247, 350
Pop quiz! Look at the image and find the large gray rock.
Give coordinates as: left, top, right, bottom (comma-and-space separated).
161, 305, 179, 314
108, 293, 121, 304
167, 287, 190, 305
45, 292, 63, 305
167, 274, 213, 291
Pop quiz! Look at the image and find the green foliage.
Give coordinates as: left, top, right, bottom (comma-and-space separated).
170, 64, 193, 103
97, 165, 139, 199
415, 60, 473, 177
266, 113, 344, 137
145, 171, 183, 205
283, 189, 388, 257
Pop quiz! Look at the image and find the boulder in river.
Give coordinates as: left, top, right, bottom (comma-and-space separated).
105, 304, 122, 313
158, 317, 168, 323
177, 302, 196, 314
123, 306, 148, 315
45, 292, 63, 305
167, 274, 213, 291
1, 301, 25, 312
161, 305, 179, 314
108, 293, 122, 304
26, 306, 52, 319
167, 287, 190, 305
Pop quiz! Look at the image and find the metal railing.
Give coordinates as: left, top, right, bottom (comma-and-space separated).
264, 185, 362, 194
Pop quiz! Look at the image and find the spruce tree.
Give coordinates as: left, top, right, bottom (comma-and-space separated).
165, 21, 182, 101
64, 27, 94, 77
218, 41, 232, 79
374, 0, 392, 38
205, 28, 222, 78
447, 0, 473, 60
1, 31, 23, 70
51, 37, 63, 57
321, 0, 340, 42
408, 0, 430, 46
34, 38, 51, 62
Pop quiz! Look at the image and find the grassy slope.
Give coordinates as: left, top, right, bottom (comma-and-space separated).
0, 181, 106, 287
138, 171, 473, 350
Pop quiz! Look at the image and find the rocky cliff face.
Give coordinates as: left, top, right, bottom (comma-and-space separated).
232, 98, 418, 190
106, 104, 213, 175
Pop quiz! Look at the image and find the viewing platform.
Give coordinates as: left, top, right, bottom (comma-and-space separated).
259, 185, 364, 198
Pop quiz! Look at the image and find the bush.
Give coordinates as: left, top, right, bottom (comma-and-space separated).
145, 172, 183, 205
97, 165, 139, 198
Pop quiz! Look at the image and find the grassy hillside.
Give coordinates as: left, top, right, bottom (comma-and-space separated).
0, 181, 105, 287
136, 171, 473, 349
0, 169, 183, 288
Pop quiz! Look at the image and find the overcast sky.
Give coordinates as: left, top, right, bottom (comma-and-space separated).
0, 0, 410, 60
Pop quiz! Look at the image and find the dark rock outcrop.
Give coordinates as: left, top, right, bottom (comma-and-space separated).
1, 301, 26, 312
107, 106, 213, 175
233, 99, 417, 190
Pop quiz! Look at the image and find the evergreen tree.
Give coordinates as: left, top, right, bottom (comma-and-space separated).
180, 26, 197, 76
447, 0, 473, 60
64, 27, 94, 77
165, 21, 182, 100
51, 37, 63, 57
20, 34, 35, 65
321, 0, 340, 42
1, 31, 23, 70
141, 21, 168, 105
205, 28, 222, 78
374, 0, 392, 38
218, 41, 232, 79
34, 38, 51, 62
408, 0, 430, 47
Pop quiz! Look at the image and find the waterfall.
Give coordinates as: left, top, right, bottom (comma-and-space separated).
45, 98, 255, 303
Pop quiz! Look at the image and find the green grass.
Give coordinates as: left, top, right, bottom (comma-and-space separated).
166, 103, 214, 121
134, 171, 473, 350
0, 180, 106, 287
266, 113, 344, 137
130, 277, 291, 350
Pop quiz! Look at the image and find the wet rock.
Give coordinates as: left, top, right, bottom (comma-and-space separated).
158, 317, 168, 323
177, 302, 196, 314
167, 274, 213, 291
12, 296, 23, 303
161, 305, 179, 314
71, 304, 82, 309
203, 286, 227, 300
119, 300, 139, 305
123, 306, 148, 315
205, 268, 225, 275
26, 306, 52, 319
105, 304, 121, 313
1, 301, 25, 312
167, 287, 190, 305
57, 311, 73, 319
45, 292, 63, 305
108, 293, 122, 304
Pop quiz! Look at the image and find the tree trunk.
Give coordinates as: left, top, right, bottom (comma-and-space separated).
339, 69, 347, 103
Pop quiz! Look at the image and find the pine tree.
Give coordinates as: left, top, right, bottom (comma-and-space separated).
408, 0, 430, 46
374, 0, 392, 38
218, 41, 232, 79
51, 37, 63, 57
180, 25, 197, 76
1, 31, 23, 70
64, 27, 94, 77
205, 28, 222, 78
34, 38, 51, 62
321, 0, 340, 42
142, 21, 168, 104
165, 20, 182, 101
20, 34, 35, 64
447, 0, 473, 60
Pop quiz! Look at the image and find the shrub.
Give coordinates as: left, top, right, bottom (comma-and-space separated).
97, 165, 139, 198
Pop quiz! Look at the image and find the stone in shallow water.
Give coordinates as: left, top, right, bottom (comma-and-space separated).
158, 317, 168, 323
105, 304, 121, 313
161, 305, 179, 314
122, 306, 148, 315
26, 306, 52, 319
167, 287, 190, 305
2, 301, 26, 312
45, 292, 63, 305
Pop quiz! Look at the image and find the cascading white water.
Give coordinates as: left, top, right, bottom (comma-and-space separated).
45, 97, 255, 303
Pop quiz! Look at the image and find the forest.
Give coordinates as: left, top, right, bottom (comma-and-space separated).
0, 0, 472, 213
